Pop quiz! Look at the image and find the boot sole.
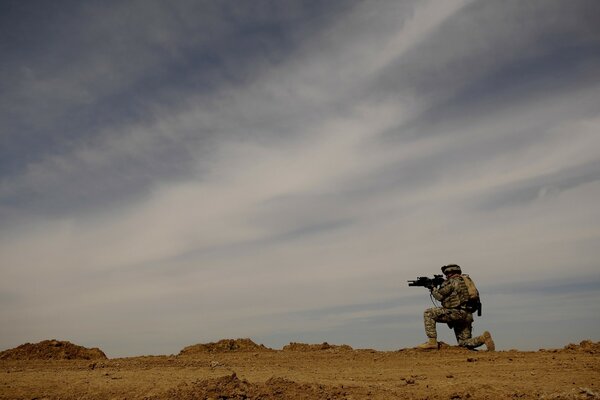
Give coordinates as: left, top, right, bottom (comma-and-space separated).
483, 331, 495, 351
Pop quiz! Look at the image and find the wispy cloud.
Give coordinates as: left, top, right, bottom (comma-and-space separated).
1, 0, 599, 356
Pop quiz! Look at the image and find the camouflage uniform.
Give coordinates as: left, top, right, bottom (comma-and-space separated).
424, 275, 486, 348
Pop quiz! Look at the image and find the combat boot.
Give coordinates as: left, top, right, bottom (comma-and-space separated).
481, 331, 495, 351
416, 338, 438, 350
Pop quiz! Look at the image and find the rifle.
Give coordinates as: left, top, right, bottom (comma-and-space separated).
407, 274, 445, 289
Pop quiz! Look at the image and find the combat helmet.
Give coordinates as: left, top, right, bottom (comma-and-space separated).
441, 264, 462, 275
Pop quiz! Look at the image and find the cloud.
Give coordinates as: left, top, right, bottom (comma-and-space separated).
1, 1, 599, 355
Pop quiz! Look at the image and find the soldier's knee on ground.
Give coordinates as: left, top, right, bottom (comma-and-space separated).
457, 339, 475, 349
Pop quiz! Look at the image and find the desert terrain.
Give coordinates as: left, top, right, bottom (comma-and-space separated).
1, 339, 598, 399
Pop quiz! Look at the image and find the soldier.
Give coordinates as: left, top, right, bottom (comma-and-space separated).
417, 264, 495, 350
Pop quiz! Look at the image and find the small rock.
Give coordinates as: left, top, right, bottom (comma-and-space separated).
579, 387, 598, 397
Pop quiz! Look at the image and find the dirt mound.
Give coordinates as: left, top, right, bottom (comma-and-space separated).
397, 341, 478, 353
167, 373, 350, 399
561, 340, 600, 354
282, 341, 353, 352
178, 338, 271, 356
0, 339, 107, 360
2, 341, 599, 399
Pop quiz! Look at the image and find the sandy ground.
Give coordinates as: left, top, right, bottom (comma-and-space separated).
1, 342, 599, 399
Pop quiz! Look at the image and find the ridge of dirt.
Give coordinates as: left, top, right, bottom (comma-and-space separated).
282, 341, 354, 352
165, 372, 352, 400
178, 338, 272, 356
0, 339, 107, 360
1, 340, 598, 399
560, 340, 600, 354
397, 341, 476, 353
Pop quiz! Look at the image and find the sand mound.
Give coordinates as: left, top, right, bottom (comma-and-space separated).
561, 340, 600, 354
397, 341, 474, 353
167, 372, 350, 399
178, 338, 271, 355
0, 339, 107, 360
282, 341, 353, 352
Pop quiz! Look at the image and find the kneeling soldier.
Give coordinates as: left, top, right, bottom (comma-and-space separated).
417, 264, 495, 351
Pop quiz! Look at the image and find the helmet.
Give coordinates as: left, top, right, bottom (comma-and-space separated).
441, 264, 462, 275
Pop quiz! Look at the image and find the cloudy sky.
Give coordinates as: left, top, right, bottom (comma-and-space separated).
1, 0, 599, 357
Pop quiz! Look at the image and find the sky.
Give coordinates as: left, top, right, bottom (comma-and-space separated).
1, 0, 599, 357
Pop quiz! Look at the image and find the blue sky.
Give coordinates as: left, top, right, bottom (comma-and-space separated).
1, 0, 599, 357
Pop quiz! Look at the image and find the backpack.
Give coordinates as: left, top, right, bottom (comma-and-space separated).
461, 274, 482, 316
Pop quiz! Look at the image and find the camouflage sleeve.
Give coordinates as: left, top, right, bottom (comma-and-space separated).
431, 279, 453, 301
